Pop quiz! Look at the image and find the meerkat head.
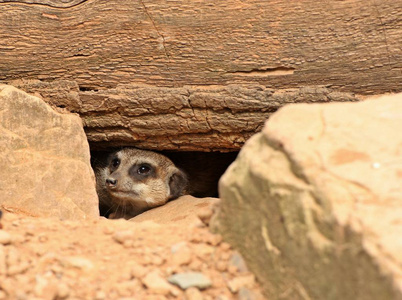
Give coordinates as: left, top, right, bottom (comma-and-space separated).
102, 148, 188, 216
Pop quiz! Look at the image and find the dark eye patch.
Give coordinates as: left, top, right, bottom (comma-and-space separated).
129, 163, 155, 180
108, 156, 120, 172
138, 165, 151, 175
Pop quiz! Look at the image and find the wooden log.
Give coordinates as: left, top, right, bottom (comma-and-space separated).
1, 0, 401, 150
0, 0, 400, 93
11, 80, 357, 151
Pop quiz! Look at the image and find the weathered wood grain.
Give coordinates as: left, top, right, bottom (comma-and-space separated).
0, 0, 401, 94
12, 80, 358, 151
1, 0, 401, 151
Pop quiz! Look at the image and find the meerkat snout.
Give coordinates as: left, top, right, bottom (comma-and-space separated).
105, 178, 117, 187
95, 148, 188, 219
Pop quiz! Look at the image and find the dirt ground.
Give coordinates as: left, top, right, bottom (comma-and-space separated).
0, 209, 265, 300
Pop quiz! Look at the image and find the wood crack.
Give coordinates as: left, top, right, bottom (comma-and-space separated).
227, 66, 295, 77
370, 0, 393, 69
0, 0, 88, 9
139, 0, 170, 60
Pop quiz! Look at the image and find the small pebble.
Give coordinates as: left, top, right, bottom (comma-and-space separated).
123, 240, 133, 248
220, 252, 231, 261
171, 242, 192, 266
142, 270, 173, 295
229, 252, 248, 273
197, 208, 214, 226
25, 225, 36, 236
189, 235, 202, 243
94, 290, 106, 300
216, 261, 227, 272
0, 290, 6, 300
7, 261, 30, 275
168, 272, 212, 290
185, 287, 203, 300
237, 287, 264, 300
144, 296, 168, 300
56, 283, 70, 299
228, 265, 238, 275
220, 242, 231, 251
115, 280, 139, 297
152, 255, 165, 266
63, 256, 94, 271
0, 230, 11, 245
33, 275, 58, 300
206, 234, 222, 246
130, 262, 147, 279
102, 226, 114, 235
38, 235, 48, 243
112, 230, 135, 244
0, 245, 6, 275
372, 162, 381, 169
227, 274, 255, 293
142, 255, 152, 265
194, 245, 214, 261
188, 259, 203, 271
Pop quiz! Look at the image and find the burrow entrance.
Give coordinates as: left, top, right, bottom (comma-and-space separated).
90, 148, 238, 217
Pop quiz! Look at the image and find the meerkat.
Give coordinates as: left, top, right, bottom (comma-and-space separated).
94, 148, 188, 219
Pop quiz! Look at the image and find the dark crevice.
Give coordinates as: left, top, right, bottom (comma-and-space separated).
163, 151, 238, 198
79, 86, 98, 92
139, 0, 170, 60
228, 66, 295, 76
91, 147, 238, 216
70, 53, 92, 57
0, 0, 89, 9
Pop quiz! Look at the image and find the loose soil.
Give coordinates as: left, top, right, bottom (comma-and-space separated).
0, 211, 265, 300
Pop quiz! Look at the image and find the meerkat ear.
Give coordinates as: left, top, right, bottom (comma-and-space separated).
168, 168, 188, 200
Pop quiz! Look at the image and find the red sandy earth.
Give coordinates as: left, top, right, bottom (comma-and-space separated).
0, 211, 265, 300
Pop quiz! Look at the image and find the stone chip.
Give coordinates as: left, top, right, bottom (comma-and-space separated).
0, 230, 11, 245
168, 272, 212, 290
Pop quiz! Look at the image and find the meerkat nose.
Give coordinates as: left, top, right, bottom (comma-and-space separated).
106, 178, 117, 187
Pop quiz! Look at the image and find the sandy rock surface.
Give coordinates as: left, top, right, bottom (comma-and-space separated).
0, 84, 98, 219
0, 210, 265, 300
131, 196, 220, 227
216, 93, 402, 300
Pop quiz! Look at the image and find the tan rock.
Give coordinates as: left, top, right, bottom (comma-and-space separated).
142, 270, 174, 295
33, 274, 59, 300
0, 84, 98, 219
170, 242, 192, 266
130, 262, 148, 279
112, 229, 136, 244
216, 93, 402, 300
0, 230, 11, 245
185, 287, 204, 300
0, 245, 6, 275
56, 283, 70, 299
131, 196, 219, 227
0, 291, 6, 300
62, 256, 94, 273
227, 274, 256, 293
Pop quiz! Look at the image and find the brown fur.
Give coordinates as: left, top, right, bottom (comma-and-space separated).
94, 148, 188, 219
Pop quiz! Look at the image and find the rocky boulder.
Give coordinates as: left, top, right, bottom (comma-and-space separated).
0, 84, 99, 219
131, 195, 220, 227
215, 93, 402, 299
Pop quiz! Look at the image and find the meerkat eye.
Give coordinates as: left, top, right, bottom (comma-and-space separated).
137, 165, 151, 175
111, 158, 120, 168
